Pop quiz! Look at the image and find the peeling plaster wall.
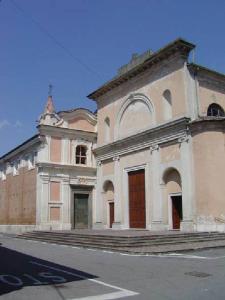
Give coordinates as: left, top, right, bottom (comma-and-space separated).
0, 167, 37, 225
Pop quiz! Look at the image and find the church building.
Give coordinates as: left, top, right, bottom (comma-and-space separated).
88, 38, 225, 232
0, 95, 97, 232
0, 38, 225, 233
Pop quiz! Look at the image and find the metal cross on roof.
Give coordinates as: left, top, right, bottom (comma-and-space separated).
48, 84, 53, 96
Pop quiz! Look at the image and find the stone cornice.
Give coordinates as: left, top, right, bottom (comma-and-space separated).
37, 162, 96, 173
37, 124, 97, 140
58, 108, 97, 125
190, 117, 225, 134
88, 39, 195, 100
0, 134, 41, 163
188, 63, 225, 92
94, 117, 190, 161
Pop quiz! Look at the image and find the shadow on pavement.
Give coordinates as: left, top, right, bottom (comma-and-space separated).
0, 245, 97, 296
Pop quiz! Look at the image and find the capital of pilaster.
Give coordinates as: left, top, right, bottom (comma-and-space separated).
97, 159, 102, 166
178, 134, 189, 144
150, 144, 159, 153
42, 176, 49, 184
113, 155, 120, 162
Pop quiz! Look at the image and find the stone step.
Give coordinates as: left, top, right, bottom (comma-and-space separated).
17, 232, 225, 248
18, 232, 225, 245
19, 230, 225, 242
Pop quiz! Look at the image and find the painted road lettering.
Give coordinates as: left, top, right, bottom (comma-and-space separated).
0, 272, 66, 286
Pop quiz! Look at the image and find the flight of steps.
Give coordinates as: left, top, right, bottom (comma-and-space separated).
17, 231, 225, 254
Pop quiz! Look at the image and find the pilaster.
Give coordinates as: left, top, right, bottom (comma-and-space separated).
150, 144, 164, 230
40, 176, 49, 224
179, 134, 195, 231
112, 156, 122, 229
93, 159, 104, 228
61, 178, 71, 227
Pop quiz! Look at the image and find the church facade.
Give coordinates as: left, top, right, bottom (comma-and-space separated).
0, 38, 225, 233
0, 97, 97, 232
88, 38, 225, 232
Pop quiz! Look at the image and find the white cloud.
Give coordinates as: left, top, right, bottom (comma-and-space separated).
0, 120, 10, 129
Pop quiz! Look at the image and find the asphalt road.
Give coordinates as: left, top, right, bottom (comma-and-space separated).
0, 234, 225, 300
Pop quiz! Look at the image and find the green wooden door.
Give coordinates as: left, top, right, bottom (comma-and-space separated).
74, 194, 89, 229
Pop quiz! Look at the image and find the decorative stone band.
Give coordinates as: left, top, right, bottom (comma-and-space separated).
94, 117, 190, 162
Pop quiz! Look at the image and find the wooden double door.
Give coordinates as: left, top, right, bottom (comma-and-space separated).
128, 169, 146, 228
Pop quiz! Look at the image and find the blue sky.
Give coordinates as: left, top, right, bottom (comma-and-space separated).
1, 0, 225, 156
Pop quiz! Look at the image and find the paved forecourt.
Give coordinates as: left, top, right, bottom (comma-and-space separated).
1, 234, 225, 299
0, 235, 138, 300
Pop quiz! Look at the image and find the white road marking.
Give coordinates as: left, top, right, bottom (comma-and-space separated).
30, 261, 138, 300
69, 290, 137, 300
119, 252, 225, 260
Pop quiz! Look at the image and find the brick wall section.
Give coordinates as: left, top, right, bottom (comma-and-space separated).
0, 167, 37, 224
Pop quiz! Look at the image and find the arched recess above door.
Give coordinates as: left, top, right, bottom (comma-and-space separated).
115, 93, 155, 139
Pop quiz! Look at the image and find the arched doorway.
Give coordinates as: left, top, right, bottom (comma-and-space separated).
163, 168, 182, 230
103, 181, 114, 228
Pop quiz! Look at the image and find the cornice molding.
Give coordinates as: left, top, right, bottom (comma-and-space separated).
37, 125, 97, 140
0, 135, 41, 163
37, 162, 96, 173
190, 118, 225, 134
88, 39, 195, 100
94, 117, 190, 161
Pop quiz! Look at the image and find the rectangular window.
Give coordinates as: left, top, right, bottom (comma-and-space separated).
75, 145, 87, 165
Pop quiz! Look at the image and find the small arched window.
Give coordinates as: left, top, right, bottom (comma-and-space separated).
163, 89, 172, 121
104, 117, 110, 142
76, 145, 87, 165
207, 103, 225, 117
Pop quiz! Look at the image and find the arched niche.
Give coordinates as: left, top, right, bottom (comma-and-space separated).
115, 93, 155, 139
163, 89, 172, 121
104, 117, 110, 143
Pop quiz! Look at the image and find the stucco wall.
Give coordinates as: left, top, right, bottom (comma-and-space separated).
193, 130, 225, 218
50, 137, 61, 163
97, 60, 187, 145
68, 117, 96, 132
0, 167, 37, 224
102, 160, 114, 176
160, 143, 180, 164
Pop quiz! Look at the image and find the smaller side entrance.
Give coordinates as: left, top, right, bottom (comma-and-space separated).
74, 193, 89, 229
109, 202, 114, 228
171, 195, 183, 230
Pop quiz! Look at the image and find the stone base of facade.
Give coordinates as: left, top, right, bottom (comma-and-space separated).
0, 225, 36, 234
35, 223, 72, 231
195, 223, 225, 232
92, 222, 106, 229
112, 222, 124, 230
148, 221, 168, 231
180, 220, 195, 232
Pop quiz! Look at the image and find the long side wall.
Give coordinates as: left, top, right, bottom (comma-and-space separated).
0, 167, 37, 228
